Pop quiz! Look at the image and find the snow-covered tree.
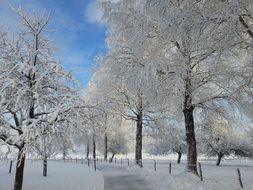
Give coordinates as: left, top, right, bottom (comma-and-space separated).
108, 130, 128, 162
83, 58, 131, 161
99, 0, 172, 167
99, 0, 252, 174
72, 130, 90, 159
57, 131, 74, 160
34, 133, 61, 176
0, 144, 15, 160
141, 0, 253, 174
0, 9, 83, 190
200, 114, 252, 166
149, 119, 186, 164
82, 93, 103, 159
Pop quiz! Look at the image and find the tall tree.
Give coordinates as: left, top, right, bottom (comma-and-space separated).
140, 0, 249, 174
0, 9, 82, 190
99, 0, 169, 167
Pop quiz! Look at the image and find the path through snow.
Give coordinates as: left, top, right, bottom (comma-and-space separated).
98, 164, 154, 190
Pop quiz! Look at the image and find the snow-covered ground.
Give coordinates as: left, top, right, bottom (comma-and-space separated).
0, 160, 104, 190
95, 153, 253, 190
1, 155, 253, 190
124, 157, 253, 190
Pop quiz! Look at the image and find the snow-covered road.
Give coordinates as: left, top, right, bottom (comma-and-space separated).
98, 164, 153, 190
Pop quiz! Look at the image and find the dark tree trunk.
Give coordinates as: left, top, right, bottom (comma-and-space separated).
216, 153, 223, 166
183, 106, 198, 174
104, 133, 108, 161
14, 151, 26, 190
183, 65, 198, 175
86, 139, 89, 159
43, 156, 47, 177
239, 15, 253, 39
177, 151, 182, 164
63, 149, 66, 161
110, 153, 115, 162
92, 134, 96, 159
135, 93, 143, 168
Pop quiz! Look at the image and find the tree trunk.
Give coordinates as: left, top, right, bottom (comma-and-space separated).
63, 149, 66, 161
216, 153, 223, 166
183, 106, 198, 174
110, 153, 115, 163
177, 151, 182, 164
43, 156, 47, 177
104, 133, 108, 161
86, 139, 89, 159
135, 118, 143, 166
135, 92, 143, 167
92, 134, 96, 159
239, 15, 253, 39
14, 151, 26, 190
183, 64, 198, 175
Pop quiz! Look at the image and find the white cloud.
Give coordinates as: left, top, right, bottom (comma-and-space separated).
84, 0, 121, 24
84, 1, 104, 24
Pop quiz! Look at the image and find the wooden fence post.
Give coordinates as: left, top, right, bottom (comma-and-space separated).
88, 158, 90, 167
237, 168, 244, 189
198, 162, 203, 181
127, 159, 129, 166
154, 160, 156, 171
169, 162, 172, 174
9, 160, 13, 174
115, 157, 116, 164
76, 158, 78, 163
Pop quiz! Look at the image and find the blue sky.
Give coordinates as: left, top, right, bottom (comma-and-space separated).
0, 0, 107, 88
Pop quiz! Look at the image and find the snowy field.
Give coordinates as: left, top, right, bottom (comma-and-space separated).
0, 160, 104, 190
94, 153, 253, 190
125, 157, 253, 190
1, 155, 253, 190
134, 160, 253, 190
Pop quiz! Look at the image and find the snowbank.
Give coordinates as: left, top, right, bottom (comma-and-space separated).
0, 160, 104, 190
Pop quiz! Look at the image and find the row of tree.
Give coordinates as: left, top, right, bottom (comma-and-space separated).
148, 114, 253, 166
1, 1, 253, 189
83, 0, 253, 175
0, 8, 130, 189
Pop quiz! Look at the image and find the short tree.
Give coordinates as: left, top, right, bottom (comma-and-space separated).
149, 119, 186, 164
34, 133, 60, 176
200, 115, 252, 166
108, 131, 128, 162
